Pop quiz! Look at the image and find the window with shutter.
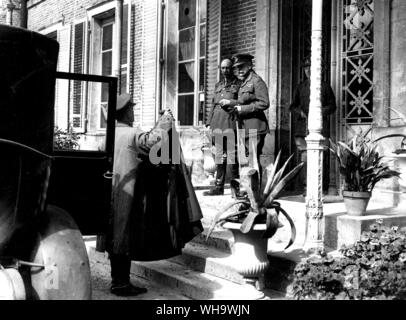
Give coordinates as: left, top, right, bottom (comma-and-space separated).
47, 25, 71, 132
205, 0, 221, 125
72, 22, 86, 132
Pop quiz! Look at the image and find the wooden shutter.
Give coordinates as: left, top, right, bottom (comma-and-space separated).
142, 0, 159, 128
55, 25, 71, 131
205, 0, 221, 123
72, 22, 86, 132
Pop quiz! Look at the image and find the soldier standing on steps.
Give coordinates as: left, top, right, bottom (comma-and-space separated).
204, 58, 243, 197
219, 53, 270, 182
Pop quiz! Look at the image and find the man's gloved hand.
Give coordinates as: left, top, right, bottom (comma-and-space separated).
145, 108, 175, 150
155, 109, 175, 132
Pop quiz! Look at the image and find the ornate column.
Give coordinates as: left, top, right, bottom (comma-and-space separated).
304, 0, 325, 252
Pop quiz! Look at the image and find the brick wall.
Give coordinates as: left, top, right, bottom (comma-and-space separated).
27, 0, 99, 31
221, 0, 257, 60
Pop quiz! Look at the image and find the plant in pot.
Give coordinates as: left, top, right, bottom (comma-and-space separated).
205, 150, 304, 294
330, 134, 401, 216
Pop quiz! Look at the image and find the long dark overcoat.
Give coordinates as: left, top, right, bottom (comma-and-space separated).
109, 123, 203, 261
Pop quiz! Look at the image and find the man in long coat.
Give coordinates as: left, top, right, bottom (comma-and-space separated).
289, 57, 336, 194
108, 93, 203, 296
204, 58, 241, 197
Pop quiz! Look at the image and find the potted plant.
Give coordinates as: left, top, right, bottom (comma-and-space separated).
205, 150, 304, 292
330, 134, 401, 216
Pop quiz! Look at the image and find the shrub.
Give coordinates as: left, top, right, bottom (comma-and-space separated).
53, 126, 80, 151
292, 221, 406, 300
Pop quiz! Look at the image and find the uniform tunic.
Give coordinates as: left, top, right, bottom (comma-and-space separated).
236, 71, 270, 135
207, 77, 240, 131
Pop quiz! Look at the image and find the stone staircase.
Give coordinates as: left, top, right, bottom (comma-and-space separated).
130, 227, 289, 300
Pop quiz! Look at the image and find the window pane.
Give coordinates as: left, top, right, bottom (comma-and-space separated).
199, 59, 205, 91
46, 31, 57, 41
100, 105, 107, 129
199, 0, 207, 24
178, 62, 195, 93
179, 0, 196, 29
101, 82, 109, 102
179, 28, 195, 61
102, 51, 112, 75
102, 24, 113, 50
178, 95, 194, 125
200, 24, 206, 57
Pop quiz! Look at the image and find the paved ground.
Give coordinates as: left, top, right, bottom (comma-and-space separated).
86, 239, 190, 300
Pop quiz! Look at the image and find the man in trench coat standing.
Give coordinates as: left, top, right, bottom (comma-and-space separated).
108, 94, 203, 296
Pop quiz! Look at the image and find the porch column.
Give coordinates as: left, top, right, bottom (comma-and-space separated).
304, 0, 324, 252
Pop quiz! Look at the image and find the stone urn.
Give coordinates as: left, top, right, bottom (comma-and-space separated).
223, 221, 269, 298
202, 146, 216, 180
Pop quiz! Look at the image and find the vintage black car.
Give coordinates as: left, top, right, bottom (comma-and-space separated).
0, 24, 116, 300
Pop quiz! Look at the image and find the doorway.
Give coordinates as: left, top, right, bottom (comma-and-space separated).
288, 0, 333, 194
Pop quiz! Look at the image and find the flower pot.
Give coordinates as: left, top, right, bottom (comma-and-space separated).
222, 222, 269, 297
342, 191, 371, 216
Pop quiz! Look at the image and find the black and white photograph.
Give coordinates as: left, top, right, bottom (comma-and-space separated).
1, 0, 406, 309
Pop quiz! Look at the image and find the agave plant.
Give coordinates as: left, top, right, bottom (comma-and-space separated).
206, 150, 304, 250
329, 134, 401, 192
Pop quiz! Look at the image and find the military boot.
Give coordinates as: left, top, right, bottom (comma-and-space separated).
230, 179, 247, 200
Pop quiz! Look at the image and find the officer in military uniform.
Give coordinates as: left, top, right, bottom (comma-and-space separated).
289, 57, 336, 194
219, 53, 270, 179
204, 58, 241, 196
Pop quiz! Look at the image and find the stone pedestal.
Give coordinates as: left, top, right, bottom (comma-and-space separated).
324, 209, 406, 250
223, 222, 269, 298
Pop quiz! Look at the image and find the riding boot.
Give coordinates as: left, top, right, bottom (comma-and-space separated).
230, 179, 248, 200
110, 254, 147, 296
203, 164, 225, 196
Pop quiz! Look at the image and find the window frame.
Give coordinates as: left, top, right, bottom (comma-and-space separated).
87, 0, 131, 133
176, 0, 207, 126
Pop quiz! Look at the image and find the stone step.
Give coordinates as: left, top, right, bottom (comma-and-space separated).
85, 240, 191, 300
169, 242, 245, 285
131, 259, 286, 300
191, 228, 234, 253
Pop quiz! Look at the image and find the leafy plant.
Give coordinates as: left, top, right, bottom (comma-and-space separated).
206, 150, 304, 249
330, 134, 401, 192
53, 125, 80, 151
292, 221, 406, 300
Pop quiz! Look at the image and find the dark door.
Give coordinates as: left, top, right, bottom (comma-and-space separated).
290, 0, 332, 193
47, 72, 117, 236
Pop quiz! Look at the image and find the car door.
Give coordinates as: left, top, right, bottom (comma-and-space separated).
46, 72, 117, 236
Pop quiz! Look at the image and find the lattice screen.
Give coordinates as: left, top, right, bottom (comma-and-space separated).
341, 0, 374, 127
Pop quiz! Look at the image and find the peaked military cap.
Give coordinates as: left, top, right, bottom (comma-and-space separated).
232, 53, 254, 67
117, 93, 134, 111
